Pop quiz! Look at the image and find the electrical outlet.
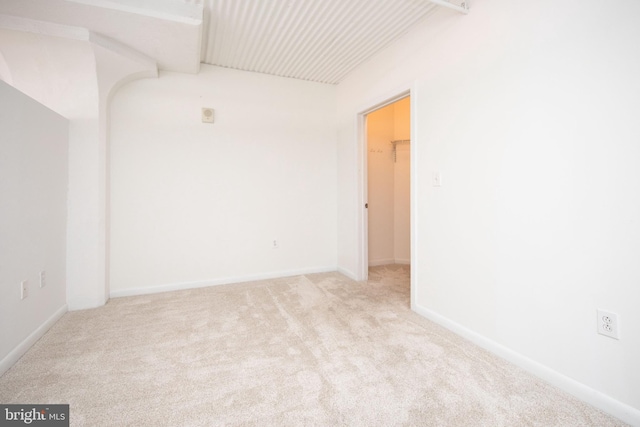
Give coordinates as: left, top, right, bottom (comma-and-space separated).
272, 239, 279, 249
597, 309, 619, 340
40, 270, 46, 288
20, 280, 28, 300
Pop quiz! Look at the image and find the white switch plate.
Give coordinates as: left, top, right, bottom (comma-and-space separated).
433, 171, 442, 187
21, 280, 28, 300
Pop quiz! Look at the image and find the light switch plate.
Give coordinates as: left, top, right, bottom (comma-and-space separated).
433, 171, 442, 187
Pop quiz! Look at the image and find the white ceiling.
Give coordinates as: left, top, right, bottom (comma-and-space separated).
200, 0, 442, 84
0, 0, 202, 73
0, 0, 465, 84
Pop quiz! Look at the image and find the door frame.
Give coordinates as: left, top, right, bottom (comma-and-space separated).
356, 88, 412, 283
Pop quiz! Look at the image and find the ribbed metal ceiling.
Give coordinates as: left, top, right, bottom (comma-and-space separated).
200, 0, 439, 84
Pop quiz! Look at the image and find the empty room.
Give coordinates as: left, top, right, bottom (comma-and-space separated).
1, 0, 639, 425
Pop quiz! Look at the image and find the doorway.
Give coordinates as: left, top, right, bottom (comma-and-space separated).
365, 96, 411, 269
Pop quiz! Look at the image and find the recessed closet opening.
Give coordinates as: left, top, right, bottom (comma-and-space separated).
366, 96, 411, 268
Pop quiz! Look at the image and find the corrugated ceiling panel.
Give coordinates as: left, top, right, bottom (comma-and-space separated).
200, 0, 439, 84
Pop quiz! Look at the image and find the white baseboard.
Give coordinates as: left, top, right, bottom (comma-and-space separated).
0, 304, 67, 377
110, 266, 337, 298
369, 259, 411, 266
368, 258, 395, 266
413, 304, 640, 426
337, 267, 357, 280
67, 295, 108, 311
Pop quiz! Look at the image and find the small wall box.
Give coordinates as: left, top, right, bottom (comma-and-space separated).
202, 108, 214, 123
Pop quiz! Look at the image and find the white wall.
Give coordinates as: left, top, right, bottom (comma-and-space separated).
0, 28, 102, 311
392, 97, 410, 264
336, 0, 640, 422
109, 65, 337, 295
0, 25, 157, 310
0, 81, 68, 370
393, 145, 410, 264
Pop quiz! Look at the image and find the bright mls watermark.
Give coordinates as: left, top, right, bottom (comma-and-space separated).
1, 405, 68, 426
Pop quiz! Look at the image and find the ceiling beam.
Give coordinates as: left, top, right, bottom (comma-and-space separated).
429, 0, 469, 15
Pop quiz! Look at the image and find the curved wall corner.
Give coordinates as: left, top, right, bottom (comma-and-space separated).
0, 18, 157, 310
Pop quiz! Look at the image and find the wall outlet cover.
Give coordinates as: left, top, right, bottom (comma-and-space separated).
597, 309, 619, 340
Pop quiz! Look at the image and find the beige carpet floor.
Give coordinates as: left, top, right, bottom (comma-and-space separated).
0, 265, 626, 426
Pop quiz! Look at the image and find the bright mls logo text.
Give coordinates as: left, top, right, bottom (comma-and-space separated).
2, 405, 69, 426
